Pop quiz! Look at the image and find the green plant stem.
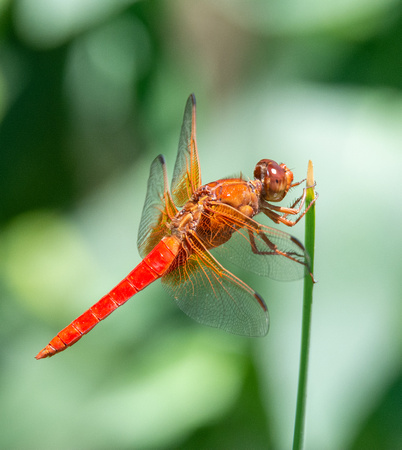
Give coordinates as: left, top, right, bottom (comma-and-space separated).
292, 161, 316, 450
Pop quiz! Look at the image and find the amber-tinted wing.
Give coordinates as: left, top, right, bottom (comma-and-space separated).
203, 203, 311, 281
170, 94, 201, 207
137, 155, 178, 258
161, 238, 269, 337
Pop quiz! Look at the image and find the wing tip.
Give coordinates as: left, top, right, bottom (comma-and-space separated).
154, 154, 165, 165
254, 291, 267, 312
189, 93, 196, 106
254, 291, 270, 336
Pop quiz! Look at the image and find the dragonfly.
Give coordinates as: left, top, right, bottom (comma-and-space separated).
36, 94, 316, 360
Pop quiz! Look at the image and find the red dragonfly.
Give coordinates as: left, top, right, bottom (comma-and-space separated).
36, 94, 316, 360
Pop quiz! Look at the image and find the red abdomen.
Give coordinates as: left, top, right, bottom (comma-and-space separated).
35, 236, 180, 359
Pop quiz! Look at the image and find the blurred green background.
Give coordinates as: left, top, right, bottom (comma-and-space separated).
1, 0, 401, 449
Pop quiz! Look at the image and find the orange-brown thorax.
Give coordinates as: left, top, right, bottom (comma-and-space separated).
169, 159, 294, 253
169, 177, 261, 251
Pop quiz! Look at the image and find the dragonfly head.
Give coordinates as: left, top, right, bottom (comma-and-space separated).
254, 159, 293, 202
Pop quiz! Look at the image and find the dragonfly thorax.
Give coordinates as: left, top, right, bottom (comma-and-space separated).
169, 200, 204, 238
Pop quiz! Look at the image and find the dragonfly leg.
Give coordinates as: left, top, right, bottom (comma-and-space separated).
276, 192, 306, 220
290, 178, 306, 188
282, 185, 315, 216
261, 186, 317, 227
248, 229, 308, 266
248, 229, 315, 282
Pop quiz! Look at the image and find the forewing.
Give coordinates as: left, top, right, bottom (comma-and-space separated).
170, 94, 201, 207
161, 240, 269, 337
137, 155, 178, 258
203, 203, 311, 281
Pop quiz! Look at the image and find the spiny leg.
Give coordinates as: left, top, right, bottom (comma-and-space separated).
261, 188, 317, 227
248, 229, 311, 271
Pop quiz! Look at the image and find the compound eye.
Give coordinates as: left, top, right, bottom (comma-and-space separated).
267, 162, 286, 194
254, 159, 292, 202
